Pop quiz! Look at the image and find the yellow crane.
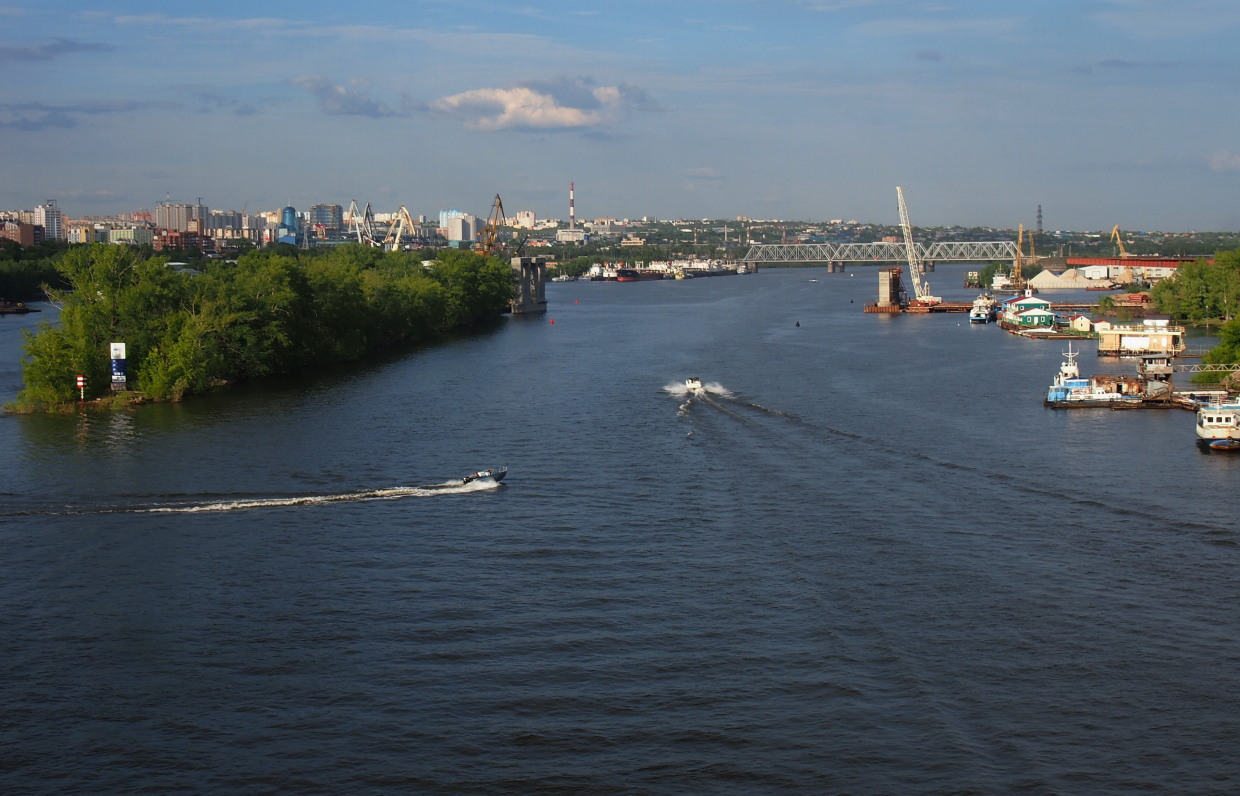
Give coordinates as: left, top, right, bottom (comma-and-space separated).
476, 194, 507, 256
1013, 224, 1025, 286
1110, 225, 1130, 258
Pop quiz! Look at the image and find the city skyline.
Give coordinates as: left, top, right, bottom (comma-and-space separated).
5, 1, 1240, 232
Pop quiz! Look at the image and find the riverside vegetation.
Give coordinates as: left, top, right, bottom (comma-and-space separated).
1150, 247, 1240, 381
9, 244, 514, 411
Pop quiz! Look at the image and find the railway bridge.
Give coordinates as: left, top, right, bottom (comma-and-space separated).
739, 240, 1018, 270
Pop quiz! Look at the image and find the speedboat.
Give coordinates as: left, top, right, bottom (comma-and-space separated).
462, 467, 507, 484
685, 377, 703, 392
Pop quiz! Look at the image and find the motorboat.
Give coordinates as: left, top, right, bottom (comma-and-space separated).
462, 467, 507, 484
685, 377, 704, 392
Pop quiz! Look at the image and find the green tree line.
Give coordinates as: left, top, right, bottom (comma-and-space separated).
1149, 248, 1240, 376
13, 244, 513, 410
1150, 249, 1240, 322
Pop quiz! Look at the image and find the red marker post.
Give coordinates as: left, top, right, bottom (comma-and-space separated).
76, 374, 85, 402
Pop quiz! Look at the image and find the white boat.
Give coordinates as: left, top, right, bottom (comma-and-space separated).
1045, 344, 1147, 408
1196, 398, 1240, 446
968, 294, 996, 323
462, 467, 507, 484
685, 377, 704, 392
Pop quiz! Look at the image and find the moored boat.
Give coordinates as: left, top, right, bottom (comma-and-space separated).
615, 268, 664, 282
1195, 398, 1240, 446
968, 294, 996, 323
1045, 343, 1150, 408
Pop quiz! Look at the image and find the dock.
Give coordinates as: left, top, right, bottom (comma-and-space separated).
881, 302, 1103, 314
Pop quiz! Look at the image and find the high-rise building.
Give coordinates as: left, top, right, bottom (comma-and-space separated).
309, 204, 343, 234
156, 202, 200, 232
208, 209, 244, 232
447, 214, 481, 243
439, 209, 467, 230
34, 200, 64, 240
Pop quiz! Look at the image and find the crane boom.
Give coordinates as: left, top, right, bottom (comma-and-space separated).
1111, 225, 1129, 258
476, 194, 507, 256
896, 186, 939, 305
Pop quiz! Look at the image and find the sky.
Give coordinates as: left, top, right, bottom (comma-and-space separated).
4, 0, 1240, 231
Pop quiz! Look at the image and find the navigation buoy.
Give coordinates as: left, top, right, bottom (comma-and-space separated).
795, 321, 800, 327
574, 299, 579, 304
549, 318, 555, 324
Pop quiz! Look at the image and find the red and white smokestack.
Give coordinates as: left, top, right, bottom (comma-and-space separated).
569, 182, 575, 229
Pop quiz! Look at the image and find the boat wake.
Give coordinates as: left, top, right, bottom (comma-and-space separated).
2, 479, 501, 517
667, 380, 797, 420
673, 381, 1227, 539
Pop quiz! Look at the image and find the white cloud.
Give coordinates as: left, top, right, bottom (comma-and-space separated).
432, 78, 652, 131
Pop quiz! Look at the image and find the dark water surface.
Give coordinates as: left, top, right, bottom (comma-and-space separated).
2, 268, 1239, 794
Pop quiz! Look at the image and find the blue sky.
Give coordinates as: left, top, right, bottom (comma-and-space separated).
4, 0, 1240, 231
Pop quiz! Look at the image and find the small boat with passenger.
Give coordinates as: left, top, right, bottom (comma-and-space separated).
685, 377, 704, 393
462, 467, 507, 484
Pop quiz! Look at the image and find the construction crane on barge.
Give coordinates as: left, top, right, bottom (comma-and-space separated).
896, 186, 941, 309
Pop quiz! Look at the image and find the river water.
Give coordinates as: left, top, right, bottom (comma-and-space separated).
2, 266, 1239, 794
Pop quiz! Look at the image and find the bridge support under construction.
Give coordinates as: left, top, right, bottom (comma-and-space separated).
510, 256, 548, 315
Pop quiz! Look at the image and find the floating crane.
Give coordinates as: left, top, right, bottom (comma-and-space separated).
896, 186, 940, 308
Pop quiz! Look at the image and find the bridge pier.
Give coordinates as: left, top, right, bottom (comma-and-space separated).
510, 256, 548, 315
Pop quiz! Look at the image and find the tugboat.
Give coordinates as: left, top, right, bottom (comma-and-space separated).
1045, 344, 1150, 408
462, 467, 507, 484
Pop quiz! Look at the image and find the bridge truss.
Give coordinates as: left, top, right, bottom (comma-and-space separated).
740, 240, 1018, 265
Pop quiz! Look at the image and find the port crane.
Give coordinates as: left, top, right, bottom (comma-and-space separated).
1111, 225, 1130, 258
896, 186, 940, 307
347, 199, 381, 247
476, 194, 508, 256
382, 205, 419, 251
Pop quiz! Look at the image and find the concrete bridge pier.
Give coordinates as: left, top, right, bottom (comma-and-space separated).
510, 256, 548, 315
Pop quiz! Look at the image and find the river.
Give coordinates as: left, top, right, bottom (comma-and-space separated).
2, 266, 1239, 793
